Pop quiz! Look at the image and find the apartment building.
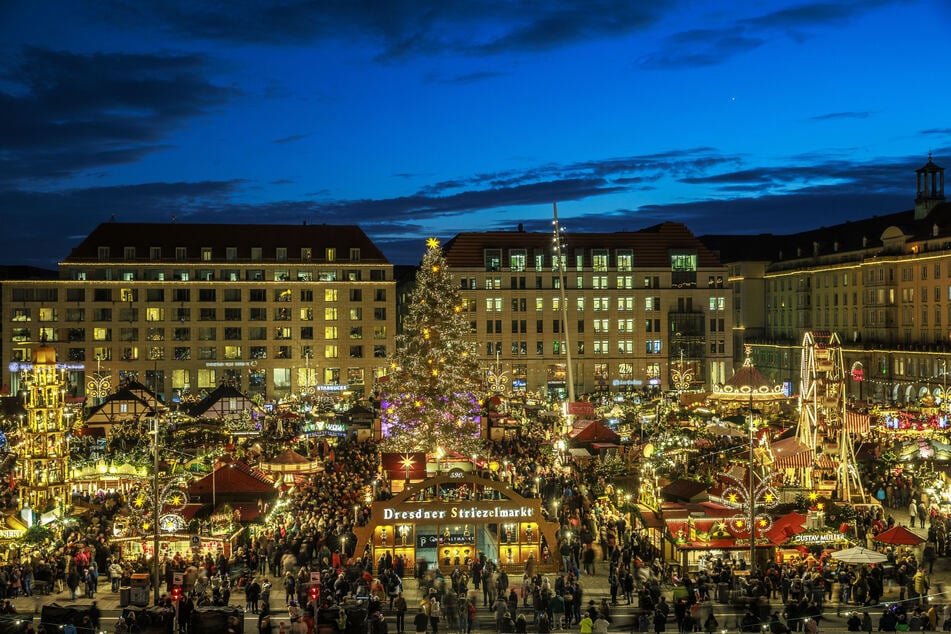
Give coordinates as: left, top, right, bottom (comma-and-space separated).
704, 156, 951, 405
2, 223, 396, 403
441, 222, 733, 397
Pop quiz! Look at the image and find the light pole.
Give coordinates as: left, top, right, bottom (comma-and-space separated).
748, 389, 755, 572
552, 203, 575, 403
151, 415, 161, 605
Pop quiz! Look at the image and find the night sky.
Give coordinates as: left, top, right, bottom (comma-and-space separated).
2, 0, 950, 268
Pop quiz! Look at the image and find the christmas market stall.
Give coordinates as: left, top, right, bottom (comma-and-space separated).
352, 474, 559, 573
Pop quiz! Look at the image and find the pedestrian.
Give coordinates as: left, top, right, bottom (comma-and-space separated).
415, 606, 429, 634
67, 568, 80, 601
394, 592, 407, 634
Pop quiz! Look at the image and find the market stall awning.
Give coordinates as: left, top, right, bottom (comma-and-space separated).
815, 453, 838, 470
874, 525, 925, 545
770, 436, 814, 469
764, 512, 807, 546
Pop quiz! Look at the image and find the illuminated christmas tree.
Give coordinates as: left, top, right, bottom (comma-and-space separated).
382, 237, 485, 456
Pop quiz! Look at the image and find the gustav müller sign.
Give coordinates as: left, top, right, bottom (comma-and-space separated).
382, 505, 535, 521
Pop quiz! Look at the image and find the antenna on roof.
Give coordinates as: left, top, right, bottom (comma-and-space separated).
171, 215, 177, 223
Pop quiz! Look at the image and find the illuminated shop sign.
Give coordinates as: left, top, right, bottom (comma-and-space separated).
301, 420, 348, 436
9, 362, 85, 372
791, 532, 845, 544
382, 505, 535, 521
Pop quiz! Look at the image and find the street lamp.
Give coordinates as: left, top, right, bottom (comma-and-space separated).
149, 415, 161, 605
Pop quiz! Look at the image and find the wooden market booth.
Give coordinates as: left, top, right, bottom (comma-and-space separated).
353, 474, 559, 573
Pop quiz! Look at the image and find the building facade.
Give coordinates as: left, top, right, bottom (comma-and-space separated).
709, 157, 951, 405
2, 223, 396, 404
441, 222, 733, 397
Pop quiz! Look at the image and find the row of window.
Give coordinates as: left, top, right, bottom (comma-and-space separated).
481, 248, 699, 274
24, 344, 388, 363
70, 268, 389, 283
11, 324, 388, 344
478, 296, 727, 312
483, 339, 665, 356
10, 306, 387, 323
163, 366, 372, 391
482, 318, 726, 335
462, 274, 724, 290
97, 245, 362, 263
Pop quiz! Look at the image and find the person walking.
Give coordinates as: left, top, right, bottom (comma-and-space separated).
909, 500, 919, 528
414, 606, 429, 634
109, 560, 123, 593
394, 592, 407, 634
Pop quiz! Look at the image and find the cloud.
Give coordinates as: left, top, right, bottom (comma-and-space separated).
424, 70, 506, 85
272, 133, 308, 144
0, 46, 236, 183
636, 31, 765, 69
637, 0, 900, 69
922, 128, 951, 136
6, 145, 948, 268
0, 180, 243, 267
98, 1, 675, 59
809, 111, 871, 121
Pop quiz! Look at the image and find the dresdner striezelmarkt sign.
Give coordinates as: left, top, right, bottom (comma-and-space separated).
382, 504, 535, 521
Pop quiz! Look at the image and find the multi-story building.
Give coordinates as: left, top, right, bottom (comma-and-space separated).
703, 156, 951, 405
2, 223, 396, 403
441, 222, 733, 397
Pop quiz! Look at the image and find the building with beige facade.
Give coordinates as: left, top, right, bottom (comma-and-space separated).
2, 223, 396, 404
704, 156, 951, 405
441, 222, 733, 397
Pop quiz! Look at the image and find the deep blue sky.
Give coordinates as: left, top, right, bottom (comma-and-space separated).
2, 0, 950, 267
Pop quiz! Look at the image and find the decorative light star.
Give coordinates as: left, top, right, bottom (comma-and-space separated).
426, 237, 440, 249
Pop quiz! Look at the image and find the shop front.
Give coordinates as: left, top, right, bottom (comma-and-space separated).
353, 474, 559, 572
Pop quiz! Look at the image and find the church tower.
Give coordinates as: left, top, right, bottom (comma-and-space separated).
915, 153, 946, 219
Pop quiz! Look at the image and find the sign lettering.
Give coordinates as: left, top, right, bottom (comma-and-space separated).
383, 505, 534, 521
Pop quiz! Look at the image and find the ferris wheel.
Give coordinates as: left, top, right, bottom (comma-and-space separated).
795, 331, 865, 502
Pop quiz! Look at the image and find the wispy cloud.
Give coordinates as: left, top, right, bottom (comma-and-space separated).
272, 133, 308, 144
809, 111, 871, 121
637, 0, 901, 69
97, 0, 676, 59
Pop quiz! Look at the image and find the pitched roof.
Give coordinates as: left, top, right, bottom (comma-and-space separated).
188, 384, 253, 418
660, 479, 709, 503
702, 203, 951, 265
443, 222, 724, 269
269, 449, 310, 465
567, 420, 620, 444
188, 461, 276, 496
65, 222, 390, 264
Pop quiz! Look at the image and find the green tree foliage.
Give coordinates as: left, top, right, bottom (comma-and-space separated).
382, 238, 485, 456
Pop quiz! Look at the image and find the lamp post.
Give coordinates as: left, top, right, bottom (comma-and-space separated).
748, 388, 755, 572
552, 203, 575, 403
150, 415, 161, 605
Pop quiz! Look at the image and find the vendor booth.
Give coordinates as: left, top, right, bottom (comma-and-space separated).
353, 474, 559, 572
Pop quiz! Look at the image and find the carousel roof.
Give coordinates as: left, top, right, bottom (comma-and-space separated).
709, 349, 786, 402
268, 449, 311, 464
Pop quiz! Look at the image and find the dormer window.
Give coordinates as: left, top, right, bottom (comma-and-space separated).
124, 247, 136, 260
97, 247, 110, 260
